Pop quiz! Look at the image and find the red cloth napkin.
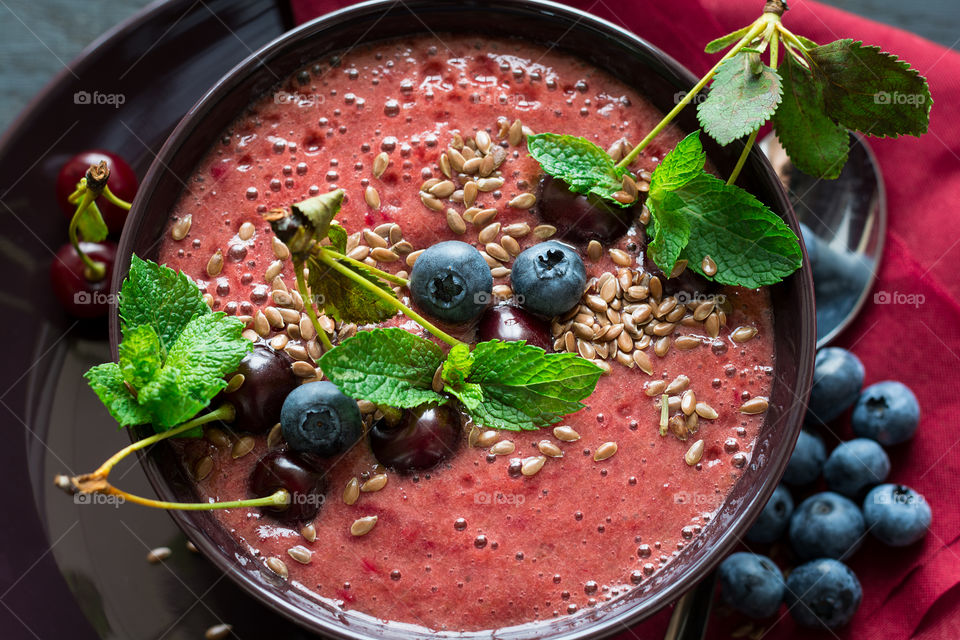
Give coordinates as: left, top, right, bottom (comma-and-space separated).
292, 1, 960, 637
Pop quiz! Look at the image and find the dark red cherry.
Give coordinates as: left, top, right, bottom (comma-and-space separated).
248, 450, 327, 522
49, 241, 117, 318
56, 150, 137, 234
478, 305, 552, 350
536, 175, 635, 244
219, 343, 299, 433
369, 404, 462, 473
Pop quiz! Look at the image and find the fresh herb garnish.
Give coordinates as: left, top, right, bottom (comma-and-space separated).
525, 0, 931, 285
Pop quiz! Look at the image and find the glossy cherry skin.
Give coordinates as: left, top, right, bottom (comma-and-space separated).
369, 404, 463, 473
219, 343, 299, 433
536, 175, 635, 244
248, 450, 327, 523
49, 241, 117, 318
56, 149, 137, 234
478, 305, 552, 350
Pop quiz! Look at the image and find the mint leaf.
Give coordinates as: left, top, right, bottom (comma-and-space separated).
704, 25, 752, 54
119, 255, 209, 358
318, 328, 445, 408
649, 131, 706, 196
646, 133, 802, 287
307, 255, 398, 324
292, 190, 343, 241
118, 325, 162, 390
327, 223, 347, 254
441, 343, 472, 389
84, 363, 151, 427
76, 201, 109, 242
698, 51, 782, 145
808, 39, 931, 137
526, 133, 629, 204
773, 52, 850, 179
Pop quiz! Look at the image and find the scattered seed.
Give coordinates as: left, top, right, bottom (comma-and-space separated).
288, 545, 313, 564
268, 422, 284, 448
490, 440, 516, 456
538, 440, 563, 457
681, 390, 697, 416
666, 375, 690, 395
508, 119, 524, 146
373, 152, 390, 178
610, 249, 632, 267
351, 516, 378, 536
343, 477, 360, 505
705, 313, 721, 338
685, 439, 705, 466
533, 224, 557, 239
223, 373, 245, 395
463, 181, 478, 207
491, 266, 511, 278
508, 193, 536, 209
478, 221, 501, 244
486, 242, 511, 262
492, 284, 513, 298
361, 473, 388, 493
204, 623, 232, 640
292, 361, 316, 378
272, 236, 290, 260
594, 442, 618, 461
521, 456, 547, 477
238, 221, 256, 241
633, 350, 654, 374
432, 364, 444, 393
364, 186, 381, 209
612, 190, 635, 205
587, 240, 602, 261
701, 255, 718, 277
370, 247, 399, 263
696, 402, 719, 420
171, 215, 192, 241
577, 340, 596, 359
406, 249, 424, 267
477, 430, 500, 448
475, 130, 492, 154
477, 177, 504, 192
675, 335, 701, 350
740, 396, 770, 414
273, 290, 294, 307
654, 336, 671, 357
266, 557, 288, 578
232, 436, 256, 459
731, 326, 758, 343
253, 311, 270, 337
241, 329, 259, 342
146, 547, 172, 564
205, 249, 224, 277
430, 180, 456, 198
550, 426, 579, 443
420, 192, 444, 211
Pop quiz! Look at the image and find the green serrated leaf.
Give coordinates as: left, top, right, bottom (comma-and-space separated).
307, 255, 398, 324
794, 34, 819, 49
670, 173, 802, 287
704, 25, 752, 54
119, 256, 209, 358
291, 190, 343, 241
84, 363, 151, 427
698, 51, 783, 145
441, 342, 473, 390
526, 133, 628, 205
327, 223, 347, 254
808, 39, 931, 137
649, 131, 706, 197
318, 328, 445, 408
118, 324, 162, 390
76, 200, 109, 242
773, 52, 850, 179
647, 195, 691, 275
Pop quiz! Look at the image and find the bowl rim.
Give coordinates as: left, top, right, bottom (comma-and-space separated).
110, 0, 816, 637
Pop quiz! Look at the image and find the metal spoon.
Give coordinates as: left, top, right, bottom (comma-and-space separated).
663, 132, 886, 640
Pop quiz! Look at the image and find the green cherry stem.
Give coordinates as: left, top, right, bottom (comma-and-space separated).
68, 190, 107, 282
616, 17, 770, 169
102, 184, 133, 211
323, 248, 409, 286
316, 248, 464, 348
295, 262, 334, 351
65, 404, 289, 511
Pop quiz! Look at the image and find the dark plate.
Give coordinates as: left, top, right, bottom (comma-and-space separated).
0, 1, 315, 638
111, 1, 817, 638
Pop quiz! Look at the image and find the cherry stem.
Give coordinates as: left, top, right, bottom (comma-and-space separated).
64, 404, 289, 512
727, 28, 779, 187
323, 248, 409, 286
68, 190, 107, 282
102, 184, 132, 211
295, 262, 334, 352
316, 248, 463, 348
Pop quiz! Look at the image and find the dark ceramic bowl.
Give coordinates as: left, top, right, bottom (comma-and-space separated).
110, 0, 816, 637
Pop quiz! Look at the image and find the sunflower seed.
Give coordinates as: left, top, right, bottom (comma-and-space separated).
288, 544, 313, 565
740, 396, 769, 414
553, 425, 581, 442
731, 326, 758, 343
538, 440, 563, 457
684, 439, 705, 466
373, 152, 390, 178
146, 547, 172, 564
594, 442, 618, 461
508, 193, 536, 209
361, 473, 388, 493
343, 477, 360, 505
490, 440, 516, 455
521, 456, 546, 477
171, 215, 192, 241
266, 557, 289, 578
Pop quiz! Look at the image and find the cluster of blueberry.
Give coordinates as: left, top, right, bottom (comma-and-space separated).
718, 347, 928, 629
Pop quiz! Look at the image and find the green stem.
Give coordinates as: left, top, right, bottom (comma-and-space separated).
616, 17, 769, 169
102, 184, 132, 211
68, 191, 107, 281
295, 263, 334, 352
316, 249, 464, 348
324, 249, 409, 286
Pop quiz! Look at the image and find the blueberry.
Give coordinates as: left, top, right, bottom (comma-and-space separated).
717, 552, 785, 619
782, 429, 826, 486
863, 484, 931, 546
823, 438, 890, 498
785, 559, 862, 629
409, 241, 492, 324
807, 348, 864, 424
510, 241, 586, 317
852, 381, 920, 445
746, 484, 794, 544
789, 492, 865, 560
280, 381, 363, 457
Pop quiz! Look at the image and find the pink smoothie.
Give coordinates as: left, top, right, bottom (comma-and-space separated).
160, 35, 774, 632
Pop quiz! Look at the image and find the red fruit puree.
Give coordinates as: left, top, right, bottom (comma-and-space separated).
158, 35, 774, 632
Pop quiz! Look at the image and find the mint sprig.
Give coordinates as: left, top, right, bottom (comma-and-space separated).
697, 50, 783, 145
646, 132, 802, 287
85, 257, 251, 431
526, 133, 630, 206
